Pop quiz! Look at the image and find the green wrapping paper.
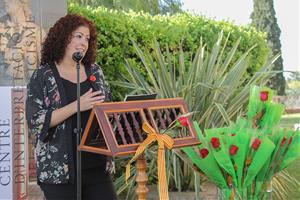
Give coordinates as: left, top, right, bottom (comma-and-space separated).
227, 121, 251, 191
243, 136, 275, 187
247, 86, 273, 119
267, 129, 291, 176
247, 86, 276, 129
259, 103, 285, 129
280, 130, 300, 170
177, 86, 299, 199
182, 147, 228, 188
182, 122, 228, 188
205, 129, 238, 187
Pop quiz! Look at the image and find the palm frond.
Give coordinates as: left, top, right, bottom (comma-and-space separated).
113, 33, 278, 198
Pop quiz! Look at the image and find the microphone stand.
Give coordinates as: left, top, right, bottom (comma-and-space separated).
74, 60, 82, 200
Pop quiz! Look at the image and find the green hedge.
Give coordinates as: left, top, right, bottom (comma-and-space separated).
68, 4, 269, 99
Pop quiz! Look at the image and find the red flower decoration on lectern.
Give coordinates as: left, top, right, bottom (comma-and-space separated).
260, 91, 269, 101
251, 138, 261, 150
199, 148, 209, 158
177, 116, 189, 127
89, 75, 96, 82
211, 137, 220, 148
229, 145, 239, 155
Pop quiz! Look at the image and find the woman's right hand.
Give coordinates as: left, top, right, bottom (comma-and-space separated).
79, 88, 105, 111
50, 88, 105, 128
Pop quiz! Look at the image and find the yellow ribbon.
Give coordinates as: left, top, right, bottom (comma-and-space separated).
125, 122, 174, 200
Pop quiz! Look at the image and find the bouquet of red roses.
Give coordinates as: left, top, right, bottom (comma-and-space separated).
178, 86, 299, 200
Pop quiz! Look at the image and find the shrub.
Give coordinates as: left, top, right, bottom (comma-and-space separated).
68, 4, 269, 100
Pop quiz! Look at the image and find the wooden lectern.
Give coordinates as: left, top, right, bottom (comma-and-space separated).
79, 98, 200, 199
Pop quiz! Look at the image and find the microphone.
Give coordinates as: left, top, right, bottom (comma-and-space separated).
72, 51, 83, 62
73, 51, 83, 200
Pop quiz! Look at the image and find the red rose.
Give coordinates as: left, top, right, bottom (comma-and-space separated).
177, 116, 189, 127
199, 148, 209, 158
251, 138, 261, 150
288, 137, 293, 145
281, 137, 287, 146
231, 133, 236, 136
260, 91, 269, 101
89, 75, 96, 82
229, 145, 239, 155
211, 137, 220, 148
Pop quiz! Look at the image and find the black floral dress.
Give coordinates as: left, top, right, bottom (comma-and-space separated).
25, 62, 112, 184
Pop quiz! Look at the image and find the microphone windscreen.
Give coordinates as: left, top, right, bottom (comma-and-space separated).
72, 52, 83, 62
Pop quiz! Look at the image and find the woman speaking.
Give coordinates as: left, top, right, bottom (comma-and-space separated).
26, 14, 117, 200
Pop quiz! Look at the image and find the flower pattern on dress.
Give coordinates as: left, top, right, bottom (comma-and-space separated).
26, 63, 111, 184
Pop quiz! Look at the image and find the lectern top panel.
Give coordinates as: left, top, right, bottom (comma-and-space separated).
79, 98, 200, 156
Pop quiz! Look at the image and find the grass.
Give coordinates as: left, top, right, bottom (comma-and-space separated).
279, 113, 300, 200
285, 158, 300, 200
279, 113, 300, 129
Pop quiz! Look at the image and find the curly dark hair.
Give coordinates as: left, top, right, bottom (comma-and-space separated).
41, 14, 98, 67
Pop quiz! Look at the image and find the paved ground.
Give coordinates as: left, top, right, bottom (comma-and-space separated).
148, 181, 218, 200
27, 181, 218, 200
27, 182, 44, 200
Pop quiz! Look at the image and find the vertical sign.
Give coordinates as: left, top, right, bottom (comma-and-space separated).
12, 87, 27, 199
0, 87, 27, 200
0, 87, 13, 200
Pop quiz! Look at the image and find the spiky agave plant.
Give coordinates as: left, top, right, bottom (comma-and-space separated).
112, 32, 281, 199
